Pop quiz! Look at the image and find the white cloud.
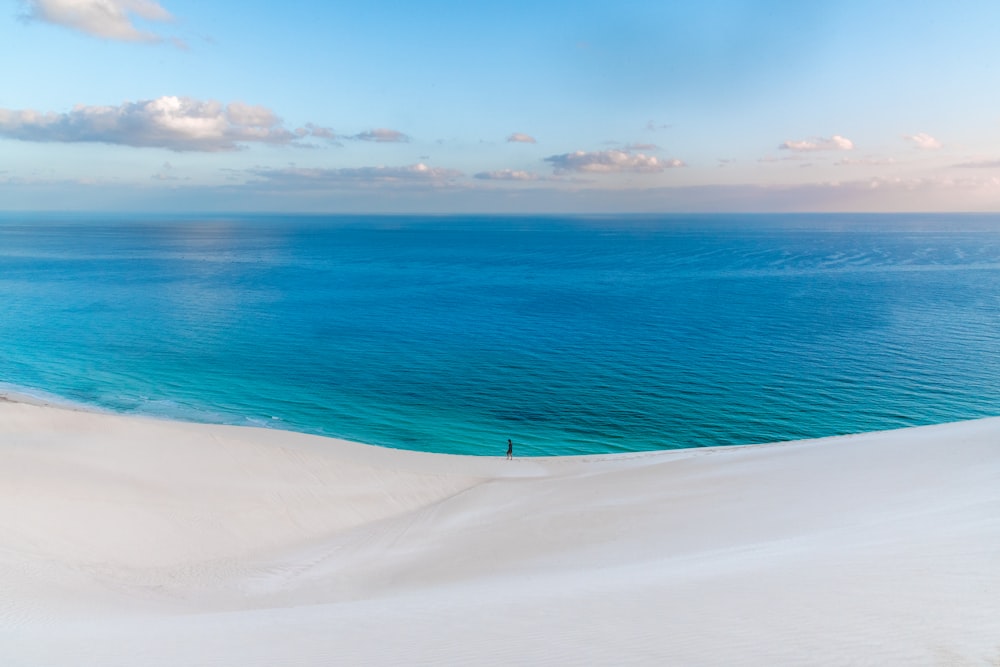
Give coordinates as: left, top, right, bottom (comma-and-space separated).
350, 128, 410, 143
544, 149, 684, 174
21, 0, 176, 43
251, 163, 462, 187
903, 132, 942, 149
779, 135, 854, 151
506, 133, 536, 144
474, 170, 538, 181
0, 97, 329, 151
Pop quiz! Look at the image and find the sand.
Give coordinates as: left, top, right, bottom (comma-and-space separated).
1, 397, 998, 666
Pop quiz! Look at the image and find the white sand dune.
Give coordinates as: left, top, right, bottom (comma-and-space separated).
1, 397, 999, 666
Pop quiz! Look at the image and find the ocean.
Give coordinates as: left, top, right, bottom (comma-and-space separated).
1, 213, 999, 456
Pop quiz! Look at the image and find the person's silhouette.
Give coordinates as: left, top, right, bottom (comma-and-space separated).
506, 439, 513, 460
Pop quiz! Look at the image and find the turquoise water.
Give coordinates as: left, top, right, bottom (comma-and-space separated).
1, 213, 999, 455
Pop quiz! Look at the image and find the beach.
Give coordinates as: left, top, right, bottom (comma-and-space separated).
1, 396, 998, 665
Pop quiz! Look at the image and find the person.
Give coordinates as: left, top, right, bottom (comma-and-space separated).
506, 438, 513, 460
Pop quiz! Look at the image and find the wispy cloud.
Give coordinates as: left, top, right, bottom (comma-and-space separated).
758, 155, 807, 163
20, 0, 180, 44
836, 156, 896, 166
903, 132, 942, 149
9, 170, 1000, 215
0, 97, 333, 152
151, 161, 182, 181
506, 133, 536, 144
250, 163, 462, 187
350, 128, 410, 143
624, 143, 659, 151
953, 159, 1000, 168
297, 123, 336, 140
474, 169, 538, 181
779, 135, 854, 151
544, 149, 683, 174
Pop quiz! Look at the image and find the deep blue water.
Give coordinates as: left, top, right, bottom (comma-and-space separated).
1, 213, 999, 455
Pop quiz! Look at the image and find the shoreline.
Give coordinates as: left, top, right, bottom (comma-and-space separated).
3, 383, 992, 459
1, 398, 998, 665
0, 385, 120, 413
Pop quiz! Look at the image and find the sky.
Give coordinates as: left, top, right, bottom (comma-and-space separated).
3, 0, 1000, 213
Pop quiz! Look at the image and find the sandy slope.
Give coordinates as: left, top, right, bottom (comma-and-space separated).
1, 398, 998, 666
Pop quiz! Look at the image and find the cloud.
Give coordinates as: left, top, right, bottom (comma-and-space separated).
544, 149, 684, 174
758, 155, 801, 163
779, 135, 854, 151
9, 167, 1000, 215
624, 143, 659, 151
903, 132, 942, 150
953, 159, 1000, 168
298, 123, 335, 140
0, 97, 330, 151
506, 133, 536, 144
474, 170, 538, 181
836, 156, 896, 166
151, 160, 179, 180
350, 128, 410, 143
250, 163, 462, 187
21, 0, 177, 43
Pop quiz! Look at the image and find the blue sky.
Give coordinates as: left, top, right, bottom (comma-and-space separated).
3, 0, 1000, 213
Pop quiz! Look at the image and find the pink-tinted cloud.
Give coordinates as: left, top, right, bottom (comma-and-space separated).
779, 135, 854, 151
903, 132, 942, 149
